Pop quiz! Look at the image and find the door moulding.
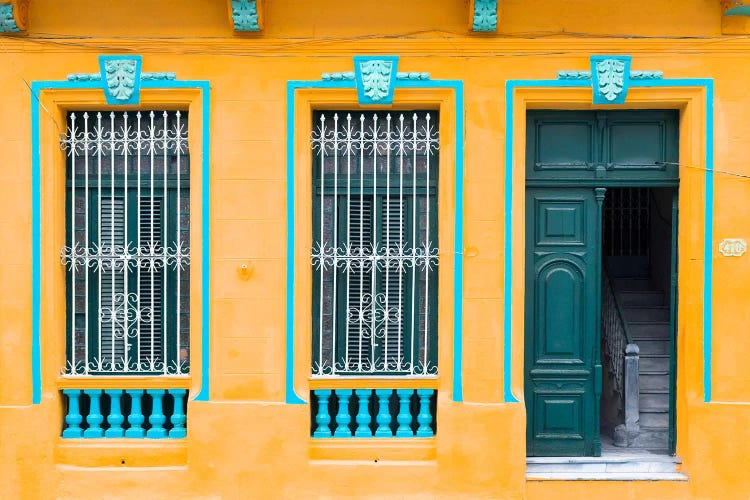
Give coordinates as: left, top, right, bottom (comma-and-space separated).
504, 69, 714, 409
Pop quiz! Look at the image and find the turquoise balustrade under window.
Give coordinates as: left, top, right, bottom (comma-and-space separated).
311, 389, 436, 438
61, 389, 187, 438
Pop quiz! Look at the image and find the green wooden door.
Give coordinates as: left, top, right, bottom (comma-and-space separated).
525, 187, 603, 457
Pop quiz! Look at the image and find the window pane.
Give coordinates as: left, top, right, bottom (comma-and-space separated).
311, 111, 439, 376
61, 111, 190, 375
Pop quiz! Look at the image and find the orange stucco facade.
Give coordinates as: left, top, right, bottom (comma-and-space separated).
2, 0, 750, 498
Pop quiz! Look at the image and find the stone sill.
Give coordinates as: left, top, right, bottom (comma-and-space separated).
56, 439, 188, 467
57, 375, 191, 390
310, 438, 436, 461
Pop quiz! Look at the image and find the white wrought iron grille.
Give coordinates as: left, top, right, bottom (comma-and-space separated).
311, 111, 439, 376
60, 111, 190, 375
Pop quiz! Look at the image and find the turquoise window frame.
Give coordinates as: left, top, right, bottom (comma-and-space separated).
286, 76, 465, 404
30, 77, 211, 404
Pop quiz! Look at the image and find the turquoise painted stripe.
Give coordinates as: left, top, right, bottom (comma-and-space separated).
503, 76, 714, 403
285, 78, 465, 403
503, 80, 520, 403
30, 82, 41, 404
703, 80, 715, 402
30, 77, 211, 404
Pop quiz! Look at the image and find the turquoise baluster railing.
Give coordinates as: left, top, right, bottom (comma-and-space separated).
83, 390, 104, 438
310, 388, 436, 439
62, 388, 188, 439
125, 390, 146, 438
416, 389, 434, 437
354, 389, 373, 437
169, 389, 187, 438
62, 389, 83, 438
147, 390, 168, 438
313, 390, 332, 438
374, 389, 393, 437
395, 389, 414, 437
333, 390, 353, 437
104, 390, 125, 438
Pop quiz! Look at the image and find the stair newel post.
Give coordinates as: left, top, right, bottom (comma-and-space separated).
593, 187, 606, 457
624, 343, 641, 435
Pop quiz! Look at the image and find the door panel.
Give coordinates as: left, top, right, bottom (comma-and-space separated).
526, 110, 678, 184
525, 188, 600, 457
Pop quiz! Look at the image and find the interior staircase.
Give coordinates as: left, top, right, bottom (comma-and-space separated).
613, 276, 671, 452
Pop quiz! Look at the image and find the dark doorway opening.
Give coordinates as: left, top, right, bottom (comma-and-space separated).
600, 187, 677, 455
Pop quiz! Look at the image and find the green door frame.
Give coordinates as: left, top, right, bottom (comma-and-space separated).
525, 110, 679, 457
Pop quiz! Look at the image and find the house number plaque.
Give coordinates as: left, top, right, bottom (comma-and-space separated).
719, 238, 747, 257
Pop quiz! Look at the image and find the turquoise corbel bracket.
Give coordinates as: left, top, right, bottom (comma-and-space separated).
66, 56, 177, 105
723, 0, 750, 15
321, 57, 431, 105
470, 0, 499, 32
0, 0, 28, 33
228, 0, 263, 32
557, 55, 663, 105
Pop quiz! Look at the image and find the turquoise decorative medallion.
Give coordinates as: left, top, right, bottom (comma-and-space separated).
231, 0, 260, 31
103, 59, 138, 101
591, 56, 631, 104
353, 56, 399, 105
557, 55, 663, 105
98, 56, 142, 105
472, 0, 498, 32
66, 56, 177, 105
321, 57, 432, 105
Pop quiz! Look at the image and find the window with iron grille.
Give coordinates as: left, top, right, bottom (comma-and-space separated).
60, 111, 190, 375
311, 111, 439, 376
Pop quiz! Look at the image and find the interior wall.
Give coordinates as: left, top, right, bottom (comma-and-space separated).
649, 187, 673, 295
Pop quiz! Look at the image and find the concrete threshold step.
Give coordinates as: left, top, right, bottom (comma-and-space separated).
526, 472, 688, 481
527, 455, 680, 464
527, 455, 684, 480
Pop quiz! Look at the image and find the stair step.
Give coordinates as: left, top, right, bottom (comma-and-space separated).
629, 322, 670, 339
640, 410, 669, 428
640, 373, 670, 391
615, 278, 653, 291
640, 355, 669, 372
618, 291, 666, 306
640, 394, 669, 410
624, 306, 670, 322
637, 340, 671, 355
628, 428, 669, 450
639, 392, 669, 408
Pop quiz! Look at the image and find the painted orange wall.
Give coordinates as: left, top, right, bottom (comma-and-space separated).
1, 0, 750, 498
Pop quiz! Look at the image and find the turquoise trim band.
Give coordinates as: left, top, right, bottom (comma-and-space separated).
30, 75, 211, 404
285, 76, 465, 404
503, 76, 714, 403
